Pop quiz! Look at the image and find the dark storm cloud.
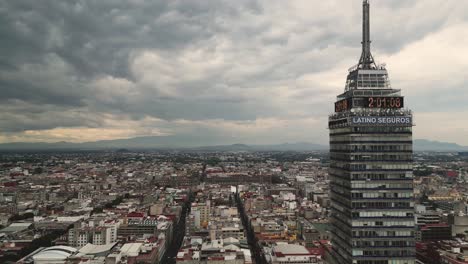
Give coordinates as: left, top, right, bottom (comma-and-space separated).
0, 0, 467, 143
0, 0, 233, 78
0, 100, 103, 132
0, 0, 269, 117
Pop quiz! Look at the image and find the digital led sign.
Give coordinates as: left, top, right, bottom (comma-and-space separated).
364, 97, 404, 109
335, 98, 352, 112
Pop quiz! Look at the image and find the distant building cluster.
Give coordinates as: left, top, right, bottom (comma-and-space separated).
0, 143, 465, 264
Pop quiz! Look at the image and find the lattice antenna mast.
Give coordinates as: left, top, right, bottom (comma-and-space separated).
358, 0, 377, 69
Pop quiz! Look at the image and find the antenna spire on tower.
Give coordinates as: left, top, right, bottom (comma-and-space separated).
358, 0, 376, 69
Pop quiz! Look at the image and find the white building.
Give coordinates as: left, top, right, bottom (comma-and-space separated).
31, 246, 78, 264
270, 244, 323, 264
68, 219, 119, 248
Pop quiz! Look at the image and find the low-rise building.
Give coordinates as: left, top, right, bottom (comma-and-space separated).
269, 244, 323, 264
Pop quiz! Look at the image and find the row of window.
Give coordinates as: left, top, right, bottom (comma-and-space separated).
351, 220, 414, 227
329, 170, 414, 182
351, 154, 412, 161
330, 153, 413, 162
331, 163, 413, 171
276, 260, 319, 264
331, 153, 413, 161
351, 173, 413, 180
350, 164, 413, 171
352, 201, 413, 209
352, 192, 413, 199
352, 230, 414, 238
352, 127, 411, 133
346, 76, 391, 90
354, 211, 413, 218
352, 240, 414, 247
351, 182, 413, 189
357, 260, 415, 264
331, 135, 412, 142
352, 249, 414, 257
331, 144, 412, 152
331, 126, 412, 134
331, 181, 413, 193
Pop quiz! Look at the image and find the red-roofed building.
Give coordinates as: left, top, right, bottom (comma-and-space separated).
3, 182, 17, 187
127, 212, 145, 219
447, 171, 459, 178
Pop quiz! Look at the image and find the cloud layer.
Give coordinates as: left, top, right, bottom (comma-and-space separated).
1, 0, 468, 145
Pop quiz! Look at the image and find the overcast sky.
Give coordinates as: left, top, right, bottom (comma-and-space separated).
0, 0, 467, 145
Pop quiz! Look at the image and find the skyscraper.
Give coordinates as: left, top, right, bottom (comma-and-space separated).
329, 1, 415, 263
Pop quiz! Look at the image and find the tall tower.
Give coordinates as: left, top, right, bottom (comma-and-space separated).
329, 1, 415, 264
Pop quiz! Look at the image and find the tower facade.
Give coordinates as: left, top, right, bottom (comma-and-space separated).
329, 1, 415, 263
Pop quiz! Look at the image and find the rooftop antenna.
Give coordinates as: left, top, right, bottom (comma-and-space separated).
358, 0, 377, 70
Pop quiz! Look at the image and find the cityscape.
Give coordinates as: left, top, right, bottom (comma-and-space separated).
1, 1, 468, 264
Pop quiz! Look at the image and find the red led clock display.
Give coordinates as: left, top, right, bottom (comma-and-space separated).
335, 98, 351, 112
365, 97, 404, 109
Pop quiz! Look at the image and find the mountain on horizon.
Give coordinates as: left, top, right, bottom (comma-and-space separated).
413, 139, 468, 152
0, 136, 328, 151
0, 136, 466, 152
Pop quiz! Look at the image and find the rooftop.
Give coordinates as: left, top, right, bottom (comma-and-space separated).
274, 244, 310, 255
32, 246, 78, 261
0, 222, 32, 233
120, 243, 143, 257
77, 242, 117, 255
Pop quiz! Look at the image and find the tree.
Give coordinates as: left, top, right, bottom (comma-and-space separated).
33, 167, 44, 174
206, 158, 221, 166
9, 212, 34, 222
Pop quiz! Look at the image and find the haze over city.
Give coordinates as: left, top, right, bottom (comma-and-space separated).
3, 1, 468, 264
1, 0, 468, 146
